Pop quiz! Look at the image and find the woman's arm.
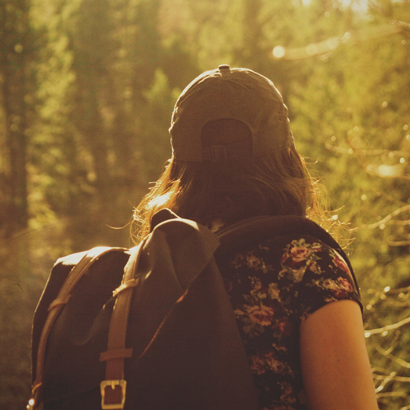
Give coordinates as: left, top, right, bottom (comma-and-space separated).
300, 299, 379, 410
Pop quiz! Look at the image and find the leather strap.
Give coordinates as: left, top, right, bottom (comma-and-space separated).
99, 241, 145, 410
30, 247, 124, 409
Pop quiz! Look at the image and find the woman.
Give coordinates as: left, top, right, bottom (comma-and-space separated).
133, 65, 379, 410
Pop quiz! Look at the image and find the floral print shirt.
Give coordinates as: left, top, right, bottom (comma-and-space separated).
216, 234, 362, 410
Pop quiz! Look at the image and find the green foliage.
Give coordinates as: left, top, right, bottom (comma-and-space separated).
139, 68, 179, 181
364, 285, 410, 409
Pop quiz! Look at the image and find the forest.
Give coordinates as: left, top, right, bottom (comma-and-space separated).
0, 0, 409, 408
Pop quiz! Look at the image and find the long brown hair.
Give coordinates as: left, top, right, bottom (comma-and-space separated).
132, 145, 324, 242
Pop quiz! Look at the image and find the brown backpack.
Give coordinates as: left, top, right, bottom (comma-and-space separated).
30, 209, 259, 410
30, 210, 359, 410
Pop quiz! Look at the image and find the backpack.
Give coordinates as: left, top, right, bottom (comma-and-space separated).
30, 210, 359, 410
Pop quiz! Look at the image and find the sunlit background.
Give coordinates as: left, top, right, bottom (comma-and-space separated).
0, 0, 409, 408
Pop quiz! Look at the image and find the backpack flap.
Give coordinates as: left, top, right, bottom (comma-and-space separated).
123, 215, 258, 410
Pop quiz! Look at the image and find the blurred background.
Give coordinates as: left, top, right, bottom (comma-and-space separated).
0, 0, 409, 408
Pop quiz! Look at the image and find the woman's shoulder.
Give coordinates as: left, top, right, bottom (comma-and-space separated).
219, 231, 362, 315
230, 232, 355, 286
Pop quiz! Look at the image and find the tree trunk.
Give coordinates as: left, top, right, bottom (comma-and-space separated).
0, 0, 29, 237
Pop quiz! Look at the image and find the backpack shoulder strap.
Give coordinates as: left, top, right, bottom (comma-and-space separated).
99, 242, 146, 410
30, 246, 127, 409
216, 215, 324, 247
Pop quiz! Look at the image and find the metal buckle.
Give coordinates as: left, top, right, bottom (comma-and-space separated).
100, 379, 127, 409
26, 398, 35, 410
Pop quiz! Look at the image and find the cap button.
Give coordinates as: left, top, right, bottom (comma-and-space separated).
218, 64, 231, 76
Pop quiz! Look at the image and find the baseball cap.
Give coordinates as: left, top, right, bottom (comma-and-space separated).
169, 64, 294, 162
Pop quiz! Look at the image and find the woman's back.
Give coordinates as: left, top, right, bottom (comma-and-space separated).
217, 232, 361, 409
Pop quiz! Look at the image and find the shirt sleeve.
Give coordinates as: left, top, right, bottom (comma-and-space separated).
278, 235, 362, 322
